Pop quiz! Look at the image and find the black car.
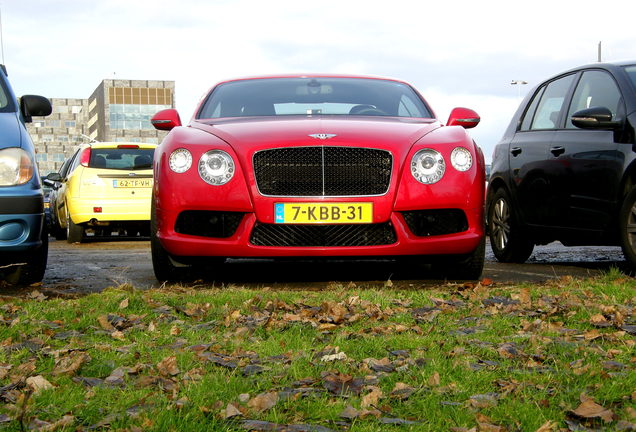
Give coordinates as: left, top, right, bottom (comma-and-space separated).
487, 61, 636, 265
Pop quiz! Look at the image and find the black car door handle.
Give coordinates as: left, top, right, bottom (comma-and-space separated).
510, 147, 522, 156
550, 146, 565, 156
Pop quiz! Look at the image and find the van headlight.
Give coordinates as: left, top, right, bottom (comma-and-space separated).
0, 148, 34, 186
198, 150, 235, 185
411, 149, 445, 184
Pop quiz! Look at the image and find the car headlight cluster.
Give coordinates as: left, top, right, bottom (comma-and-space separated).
411, 147, 473, 184
168, 148, 234, 186
0, 148, 34, 186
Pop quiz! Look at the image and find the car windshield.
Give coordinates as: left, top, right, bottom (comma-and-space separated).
624, 65, 636, 93
89, 148, 154, 170
197, 77, 433, 119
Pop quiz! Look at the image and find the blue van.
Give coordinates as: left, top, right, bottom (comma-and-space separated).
0, 65, 51, 285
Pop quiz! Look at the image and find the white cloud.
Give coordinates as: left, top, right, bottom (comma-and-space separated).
2, 0, 635, 160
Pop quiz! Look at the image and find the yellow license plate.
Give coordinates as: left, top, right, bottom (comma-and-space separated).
112, 179, 153, 188
274, 203, 373, 224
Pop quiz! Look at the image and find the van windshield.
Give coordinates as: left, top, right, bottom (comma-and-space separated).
89, 148, 154, 170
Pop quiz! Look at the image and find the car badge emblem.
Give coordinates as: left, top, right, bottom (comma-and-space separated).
309, 133, 337, 140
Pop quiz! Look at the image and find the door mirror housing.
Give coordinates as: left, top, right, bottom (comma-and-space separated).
571, 106, 621, 130
151, 109, 182, 131
446, 107, 480, 129
46, 172, 63, 182
20, 95, 52, 123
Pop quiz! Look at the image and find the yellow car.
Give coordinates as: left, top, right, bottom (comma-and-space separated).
46, 142, 156, 243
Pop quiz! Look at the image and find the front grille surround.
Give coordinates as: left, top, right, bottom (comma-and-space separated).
250, 222, 397, 247
253, 146, 393, 197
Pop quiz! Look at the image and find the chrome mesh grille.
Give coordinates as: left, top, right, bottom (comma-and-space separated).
253, 147, 392, 196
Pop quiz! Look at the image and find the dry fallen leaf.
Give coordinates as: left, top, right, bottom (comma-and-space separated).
361, 386, 383, 408
247, 392, 278, 412
52, 351, 90, 376
157, 356, 180, 377
571, 398, 614, 422
26, 375, 54, 394
119, 298, 129, 309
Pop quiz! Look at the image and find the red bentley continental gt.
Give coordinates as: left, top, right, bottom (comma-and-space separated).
150, 75, 486, 281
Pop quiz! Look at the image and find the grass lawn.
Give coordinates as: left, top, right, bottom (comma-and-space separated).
0, 269, 634, 431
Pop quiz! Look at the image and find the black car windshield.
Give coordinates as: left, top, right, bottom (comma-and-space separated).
624, 65, 636, 93
197, 77, 433, 119
89, 148, 154, 170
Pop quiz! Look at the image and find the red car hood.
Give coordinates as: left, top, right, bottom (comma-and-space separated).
191, 117, 441, 152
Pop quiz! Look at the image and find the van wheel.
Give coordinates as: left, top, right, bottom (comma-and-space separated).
619, 187, 636, 268
488, 188, 534, 263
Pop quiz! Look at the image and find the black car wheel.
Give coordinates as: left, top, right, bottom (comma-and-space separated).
150, 202, 187, 281
66, 206, 84, 244
488, 188, 534, 263
438, 237, 485, 280
6, 226, 48, 286
619, 187, 636, 268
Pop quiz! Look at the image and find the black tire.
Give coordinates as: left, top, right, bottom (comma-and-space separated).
52, 218, 67, 240
6, 225, 48, 285
150, 201, 186, 282
66, 213, 84, 243
438, 237, 485, 280
488, 188, 534, 263
619, 187, 636, 268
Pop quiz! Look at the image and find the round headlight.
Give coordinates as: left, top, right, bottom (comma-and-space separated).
411, 149, 445, 184
451, 147, 473, 172
0, 148, 34, 186
169, 148, 192, 173
198, 150, 235, 185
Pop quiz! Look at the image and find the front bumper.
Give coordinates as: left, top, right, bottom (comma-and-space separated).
158, 207, 484, 259
0, 194, 44, 253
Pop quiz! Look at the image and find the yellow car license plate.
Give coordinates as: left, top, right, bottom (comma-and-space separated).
274, 203, 373, 224
112, 179, 153, 188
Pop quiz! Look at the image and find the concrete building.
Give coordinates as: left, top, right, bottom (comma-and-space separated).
28, 79, 175, 174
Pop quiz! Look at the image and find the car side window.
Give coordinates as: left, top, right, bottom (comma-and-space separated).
529, 74, 576, 130
520, 87, 545, 131
566, 70, 623, 129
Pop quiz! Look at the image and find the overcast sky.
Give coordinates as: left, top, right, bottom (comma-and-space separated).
2, 0, 635, 161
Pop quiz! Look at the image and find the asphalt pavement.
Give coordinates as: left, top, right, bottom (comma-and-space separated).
36, 238, 628, 295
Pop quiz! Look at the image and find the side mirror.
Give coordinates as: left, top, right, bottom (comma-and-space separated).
46, 172, 63, 182
446, 107, 480, 129
20, 95, 52, 123
151, 109, 182, 131
571, 106, 621, 130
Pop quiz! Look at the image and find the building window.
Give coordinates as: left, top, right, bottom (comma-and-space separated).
47, 120, 61, 128
109, 103, 170, 130
71, 106, 82, 114
36, 153, 47, 162
42, 135, 54, 142
57, 136, 69, 142
51, 154, 65, 162
65, 121, 76, 128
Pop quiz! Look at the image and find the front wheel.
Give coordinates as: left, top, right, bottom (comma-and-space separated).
437, 237, 485, 280
6, 226, 48, 286
488, 188, 534, 263
619, 187, 636, 268
151, 202, 187, 282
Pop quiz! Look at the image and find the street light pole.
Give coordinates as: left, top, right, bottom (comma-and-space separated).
510, 80, 528, 99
